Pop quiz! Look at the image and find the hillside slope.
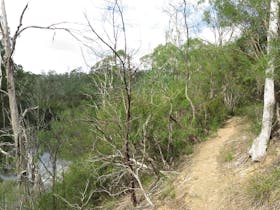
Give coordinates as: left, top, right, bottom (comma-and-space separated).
154, 117, 275, 210
114, 117, 280, 210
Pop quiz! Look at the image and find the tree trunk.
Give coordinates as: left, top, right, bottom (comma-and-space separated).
185, 81, 196, 122
249, 0, 278, 161
0, 48, 2, 89
52, 155, 57, 210
1, 0, 26, 175
124, 58, 137, 207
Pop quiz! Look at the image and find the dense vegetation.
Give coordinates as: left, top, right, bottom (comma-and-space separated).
0, 0, 279, 209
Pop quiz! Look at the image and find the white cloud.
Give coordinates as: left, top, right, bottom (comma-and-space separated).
198, 27, 216, 43
5, 0, 169, 73
7, 0, 89, 73
5, 0, 213, 74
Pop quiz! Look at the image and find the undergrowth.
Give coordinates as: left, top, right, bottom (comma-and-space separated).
248, 167, 280, 206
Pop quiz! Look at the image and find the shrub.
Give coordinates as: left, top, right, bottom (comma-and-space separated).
248, 167, 280, 204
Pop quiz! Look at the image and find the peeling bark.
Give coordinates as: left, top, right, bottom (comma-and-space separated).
1, 0, 26, 176
249, 0, 278, 161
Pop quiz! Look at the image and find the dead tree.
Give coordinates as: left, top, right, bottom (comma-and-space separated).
0, 2, 43, 198
82, 0, 156, 206
0, 0, 28, 181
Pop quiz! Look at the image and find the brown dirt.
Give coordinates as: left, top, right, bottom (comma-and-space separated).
116, 117, 279, 210
156, 117, 258, 210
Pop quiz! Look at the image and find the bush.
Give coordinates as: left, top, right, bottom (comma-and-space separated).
0, 181, 20, 209
37, 160, 97, 210
236, 103, 263, 134
248, 167, 280, 204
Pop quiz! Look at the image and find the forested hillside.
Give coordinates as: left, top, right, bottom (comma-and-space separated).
0, 0, 280, 209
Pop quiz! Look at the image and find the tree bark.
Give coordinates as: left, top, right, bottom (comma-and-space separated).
249, 0, 278, 161
124, 58, 137, 207
185, 81, 196, 121
0, 47, 2, 89
1, 0, 26, 175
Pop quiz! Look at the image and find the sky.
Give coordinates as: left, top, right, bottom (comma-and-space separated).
5, 0, 214, 74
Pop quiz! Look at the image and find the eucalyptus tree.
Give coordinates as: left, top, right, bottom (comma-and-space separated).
249, 0, 279, 161
82, 0, 155, 207
0, 3, 63, 207
205, 0, 270, 55
0, 0, 29, 180
164, 0, 200, 122
0, 0, 74, 184
205, 0, 279, 160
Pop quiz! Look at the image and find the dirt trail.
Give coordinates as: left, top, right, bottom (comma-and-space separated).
184, 119, 237, 209
185, 118, 245, 209
157, 117, 257, 210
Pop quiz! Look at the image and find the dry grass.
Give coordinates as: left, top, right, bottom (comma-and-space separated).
217, 118, 280, 210
111, 118, 280, 210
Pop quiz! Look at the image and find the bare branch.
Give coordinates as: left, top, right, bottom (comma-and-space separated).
18, 23, 83, 44
38, 156, 53, 177
83, 13, 125, 67
0, 147, 10, 156
20, 106, 39, 122
11, 3, 29, 56
54, 194, 79, 209
0, 142, 14, 147
115, 0, 127, 56
126, 166, 154, 207
0, 89, 8, 95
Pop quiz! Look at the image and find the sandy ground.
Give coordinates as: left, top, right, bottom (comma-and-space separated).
117, 117, 277, 210
157, 117, 257, 210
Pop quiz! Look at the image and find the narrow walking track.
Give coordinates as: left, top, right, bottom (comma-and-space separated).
184, 118, 239, 209
157, 117, 255, 210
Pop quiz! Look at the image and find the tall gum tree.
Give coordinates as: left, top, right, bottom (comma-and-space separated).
0, 0, 61, 182
0, 0, 27, 177
249, 0, 279, 161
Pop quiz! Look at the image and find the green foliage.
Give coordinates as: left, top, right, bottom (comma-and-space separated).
205, 0, 270, 57
113, 39, 259, 168
160, 178, 176, 199
36, 70, 90, 111
236, 103, 263, 134
220, 149, 234, 162
1, 36, 264, 208
248, 167, 280, 203
102, 199, 118, 209
131, 69, 196, 162
36, 107, 93, 165
0, 181, 20, 210
1, 1, 275, 205
205, 96, 228, 127
37, 160, 97, 210
150, 43, 183, 74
